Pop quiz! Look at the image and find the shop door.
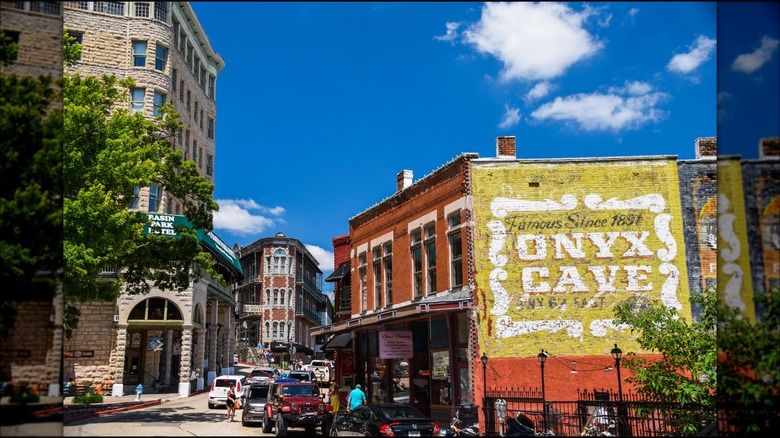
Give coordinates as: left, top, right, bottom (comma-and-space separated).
124, 331, 145, 385
411, 321, 430, 416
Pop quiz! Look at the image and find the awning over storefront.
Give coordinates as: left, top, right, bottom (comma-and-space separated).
321, 332, 353, 350
324, 260, 350, 282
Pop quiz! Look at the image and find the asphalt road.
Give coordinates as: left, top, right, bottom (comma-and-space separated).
63, 391, 324, 437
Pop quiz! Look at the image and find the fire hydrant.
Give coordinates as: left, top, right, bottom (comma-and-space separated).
135, 383, 143, 401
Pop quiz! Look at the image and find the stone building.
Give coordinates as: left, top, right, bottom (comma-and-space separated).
61, 1, 237, 398
233, 232, 326, 367
316, 135, 724, 428
0, 1, 64, 397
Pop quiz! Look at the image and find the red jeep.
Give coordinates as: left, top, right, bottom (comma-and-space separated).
262, 379, 333, 437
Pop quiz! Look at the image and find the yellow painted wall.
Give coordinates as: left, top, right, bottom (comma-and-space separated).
471, 159, 691, 357
716, 159, 756, 321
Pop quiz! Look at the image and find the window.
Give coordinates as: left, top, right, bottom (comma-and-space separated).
130, 88, 145, 113
178, 30, 186, 53
179, 80, 184, 101
206, 154, 213, 176
186, 43, 193, 68
200, 66, 207, 90
199, 109, 204, 129
148, 185, 160, 212
134, 2, 149, 17
194, 101, 198, 120
273, 249, 287, 274
198, 147, 203, 168
186, 90, 191, 112
279, 322, 285, 339
448, 211, 463, 287
130, 186, 140, 209
171, 68, 177, 91
153, 91, 165, 117
95, 1, 124, 15
173, 18, 179, 48
153, 1, 168, 21
359, 252, 367, 312
154, 44, 167, 71
373, 247, 381, 310
207, 117, 214, 139
176, 128, 182, 147
383, 242, 392, 305
193, 54, 200, 75
280, 288, 285, 306
192, 141, 197, 162
184, 129, 190, 158
208, 75, 215, 98
425, 223, 437, 294
132, 40, 146, 67
31, 1, 61, 15
66, 30, 83, 60
411, 229, 423, 299
273, 322, 278, 338
265, 289, 271, 305
273, 289, 278, 306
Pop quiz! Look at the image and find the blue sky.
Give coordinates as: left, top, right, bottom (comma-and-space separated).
189, 3, 777, 289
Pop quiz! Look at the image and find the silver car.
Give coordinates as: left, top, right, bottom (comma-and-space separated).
241, 381, 271, 426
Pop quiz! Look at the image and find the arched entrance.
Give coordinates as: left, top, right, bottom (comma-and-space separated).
125, 297, 184, 390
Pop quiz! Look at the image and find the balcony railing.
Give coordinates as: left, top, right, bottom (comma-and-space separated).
295, 306, 321, 324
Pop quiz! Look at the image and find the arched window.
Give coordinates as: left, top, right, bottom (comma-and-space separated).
266, 289, 271, 305
273, 248, 288, 275
279, 322, 285, 339
280, 288, 285, 306
272, 322, 278, 338
273, 289, 279, 306
128, 298, 183, 322
265, 322, 270, 338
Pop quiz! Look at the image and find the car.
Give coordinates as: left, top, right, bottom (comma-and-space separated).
248, 366, 280, 383
241, 381, 271, 426
208, 375, 248, 409
329, 403, 440, 437
302, 360, 335, 383
287, 369, 316, 383
263, 379, 333, 436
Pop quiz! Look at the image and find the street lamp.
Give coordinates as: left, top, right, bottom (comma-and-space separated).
538, 350, 548, 432
481, 353, 489, 433
611, 344, 626, 436
287, 320, 293, 368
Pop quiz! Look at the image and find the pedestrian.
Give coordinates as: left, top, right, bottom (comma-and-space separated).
328, 382, 340, 418
225, 383, 237, 422
346, 383, 366, 412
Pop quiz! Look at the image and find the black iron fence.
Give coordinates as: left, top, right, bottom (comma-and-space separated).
482, 387, 715, 437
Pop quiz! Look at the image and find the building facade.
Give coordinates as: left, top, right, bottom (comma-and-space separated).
233, 232, 326, 367
316, 136, 732, 428
61, 1, 238, 398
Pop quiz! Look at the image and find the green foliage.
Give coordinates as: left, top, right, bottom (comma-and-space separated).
1, 29, 19, 65
63, 53, 221, 335
717, 288, 780, 434
72, 393, 103, 405
0, 30, 63, 338
612, 287, 717, 433
63, 30, 81, 67
10, 389, 40, 405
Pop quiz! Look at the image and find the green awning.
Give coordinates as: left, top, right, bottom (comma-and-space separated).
142, 213, 243, 276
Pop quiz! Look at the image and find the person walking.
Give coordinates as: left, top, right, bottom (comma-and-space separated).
328, 382, 340, 418
346, 383, 366, 412
225, 383, 237, 422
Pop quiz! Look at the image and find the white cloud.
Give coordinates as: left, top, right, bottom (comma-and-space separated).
213, 198, 284, 235
525, 82, 553, 102
498, 104, 521, 129
625, 8, 639, 25
667, 35, 716, 74
531, 82, 668, 132
462, 2, 604, 82
434, 21, 461, 44
305, 244, 334, 272
732, 36, 780, 74
717, 91, 731, 104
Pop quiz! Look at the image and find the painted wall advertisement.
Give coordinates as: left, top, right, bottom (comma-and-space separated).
471, 159, 691, 356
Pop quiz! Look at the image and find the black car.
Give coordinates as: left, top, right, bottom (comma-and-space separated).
241, 381, 271, 426
329, 403, 440, 437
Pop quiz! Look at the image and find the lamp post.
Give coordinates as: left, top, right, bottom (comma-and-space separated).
287, 320, 293, 369
538, 350, 548, 432
481, 353, 490, 434
611, 344, 627, 436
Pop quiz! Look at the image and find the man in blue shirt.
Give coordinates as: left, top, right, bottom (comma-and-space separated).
346, 384, 367, 412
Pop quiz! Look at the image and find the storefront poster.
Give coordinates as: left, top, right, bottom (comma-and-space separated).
379, 331, 413, 359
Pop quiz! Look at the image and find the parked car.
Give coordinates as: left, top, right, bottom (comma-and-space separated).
208, 375, 247, 409
329, 403, 440, 437
287, 369, 316, 383
241, 381, 271, 426
248, 366, 280, 383
302, 359, 334, 383
262, 379, 333, 436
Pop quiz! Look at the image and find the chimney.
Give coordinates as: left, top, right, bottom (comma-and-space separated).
396, 170, 413, 192
759, 137, 780, 159
497, 136, 516, 159
694, 137, 717, 159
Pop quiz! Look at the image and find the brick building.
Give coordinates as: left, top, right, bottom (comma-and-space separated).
0, 1, 64, 397
315, 135, 735, 428
61, 1, 240, 398
233, 232, 326, 366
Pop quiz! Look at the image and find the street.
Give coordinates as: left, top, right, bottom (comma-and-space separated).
63, 390, 324, 437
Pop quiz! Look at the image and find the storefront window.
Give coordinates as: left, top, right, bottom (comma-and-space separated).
431, 350, 452, 405
371, 357, 389, 403
392, 358, 410, 403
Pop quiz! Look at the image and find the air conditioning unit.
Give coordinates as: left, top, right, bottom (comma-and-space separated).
113, 315, 120, 323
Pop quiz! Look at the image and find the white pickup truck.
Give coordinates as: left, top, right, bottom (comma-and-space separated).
303, 360, 334, 383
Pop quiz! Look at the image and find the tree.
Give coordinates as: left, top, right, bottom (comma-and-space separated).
612, 287, 717, 434
717, 288, 780, 435
63, 33, 220, 337
0, 29, 63, 338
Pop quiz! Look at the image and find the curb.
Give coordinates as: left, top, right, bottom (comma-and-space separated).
63, 390, 208, 424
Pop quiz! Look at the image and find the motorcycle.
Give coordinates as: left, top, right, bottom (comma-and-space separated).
440, 404, 480, 437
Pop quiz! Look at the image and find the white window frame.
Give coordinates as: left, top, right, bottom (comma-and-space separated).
130, 88, 145, 113
132, 40, 147, 67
